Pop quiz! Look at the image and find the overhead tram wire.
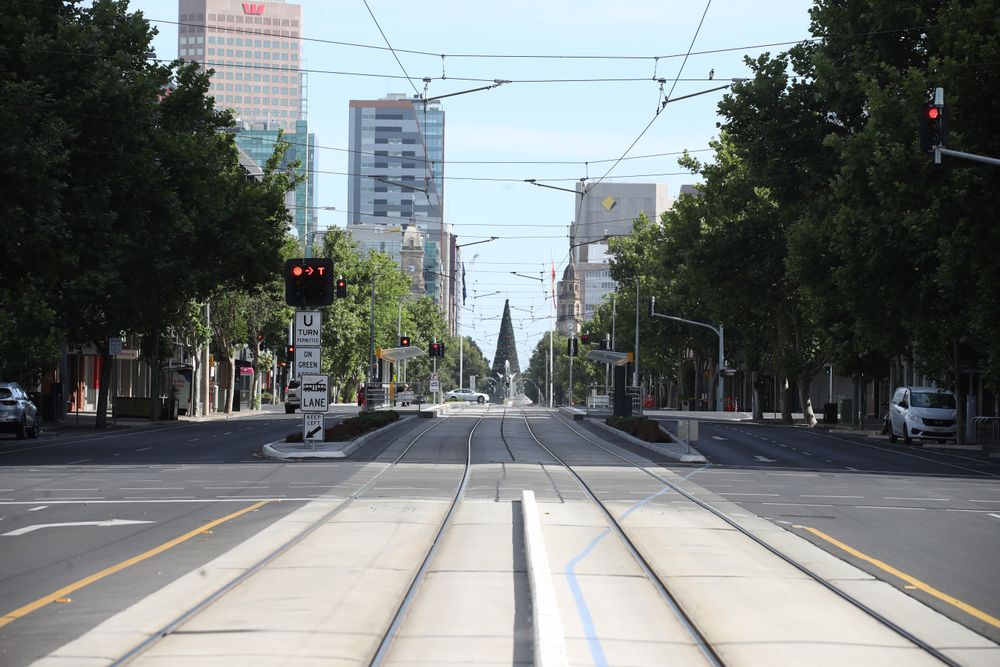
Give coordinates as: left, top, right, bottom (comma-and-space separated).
146, 15, 980, 67
585, 0, 714, 196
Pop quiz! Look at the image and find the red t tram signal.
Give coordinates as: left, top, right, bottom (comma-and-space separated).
284, 258, 334, 307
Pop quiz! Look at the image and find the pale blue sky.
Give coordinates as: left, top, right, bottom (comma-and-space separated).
130, 0, 814, 367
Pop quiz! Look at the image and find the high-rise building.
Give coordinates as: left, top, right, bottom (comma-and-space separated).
178, 0, 304, 131
347, 95, 457, 332
562, 183, 672, 327
177, 0, 316, 248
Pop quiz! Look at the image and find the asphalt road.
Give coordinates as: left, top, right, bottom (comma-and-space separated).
0, 406, 362, 666
653, 417, 1000, 643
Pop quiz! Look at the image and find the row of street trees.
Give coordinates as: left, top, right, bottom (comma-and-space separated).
0, 1, 297, 425
315, 229, 490, 402
528, 1, 999, 430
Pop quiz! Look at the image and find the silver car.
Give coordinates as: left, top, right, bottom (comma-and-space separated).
0, 382, 40, 439
444, 388, 489, 404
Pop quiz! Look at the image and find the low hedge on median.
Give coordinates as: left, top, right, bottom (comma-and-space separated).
605, 415, 671, 443
286, 410, 400, 443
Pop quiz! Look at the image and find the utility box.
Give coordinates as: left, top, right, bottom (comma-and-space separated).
678, 419, 699, 443
838, 398, 855, 425
822, 403, 838, 424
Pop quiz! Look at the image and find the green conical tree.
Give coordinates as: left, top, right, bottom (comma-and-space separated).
491, 299, 520, 380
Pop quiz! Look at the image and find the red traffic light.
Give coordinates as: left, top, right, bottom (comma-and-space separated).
400, 336, 411, 347
926, 106, 940, 120
291, 266, 304, 277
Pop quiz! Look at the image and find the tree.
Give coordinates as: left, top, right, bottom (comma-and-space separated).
490, 300, 521, 395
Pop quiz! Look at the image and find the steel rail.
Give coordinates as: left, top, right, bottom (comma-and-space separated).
111, 415, 451, 666
516, 410, 724, 667
368, 405, 490, 665
551, 412, 962, 667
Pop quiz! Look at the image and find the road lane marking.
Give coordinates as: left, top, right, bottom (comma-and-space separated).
721, 493, 780, 497
989, 514, 1000, 520
119, 487, 187, 491
796, 525, 1000, 630
67, 460, 90, 465
39, 488, 100, 492
27, 506, 48, 512
801, 495, 864, 499
0, 498, 328, 505
969, 499, 1000, 503
3, 519, 154, 536
0, 500, 271, 629
135, 447, 153, 452
761, 502, 834, 507
856, 505, 925, 511
884, 497, 949, 501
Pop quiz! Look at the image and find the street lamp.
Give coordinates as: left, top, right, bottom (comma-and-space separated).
650, 296, 725, 412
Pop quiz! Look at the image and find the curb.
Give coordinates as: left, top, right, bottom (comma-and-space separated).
261, 415, 416, 460
521, 490, 567, 667
587, 417, 707, 463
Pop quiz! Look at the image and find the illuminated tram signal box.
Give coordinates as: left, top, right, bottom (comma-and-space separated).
284, 258, 335, 307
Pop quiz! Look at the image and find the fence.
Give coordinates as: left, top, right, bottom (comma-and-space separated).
971, 416, 1000, 445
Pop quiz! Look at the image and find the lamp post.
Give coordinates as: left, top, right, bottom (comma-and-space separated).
650, 296, 725, 412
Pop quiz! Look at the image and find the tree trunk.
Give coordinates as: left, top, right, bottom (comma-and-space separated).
95, 350, 113, 428
954, 340, 965, 446
779, 377, 792, 423
797, 374, 817, 427
220, 353, 235, 415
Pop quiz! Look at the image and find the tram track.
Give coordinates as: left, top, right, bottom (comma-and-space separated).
540, 410, 962, 667
106, 410, 480, 667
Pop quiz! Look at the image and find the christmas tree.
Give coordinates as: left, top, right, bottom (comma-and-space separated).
491, 299, 520, 379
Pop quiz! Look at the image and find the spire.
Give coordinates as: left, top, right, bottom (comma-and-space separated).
491, 299, 520, 378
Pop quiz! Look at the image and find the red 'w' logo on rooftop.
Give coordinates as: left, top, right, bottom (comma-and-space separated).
242, 3, 265, 15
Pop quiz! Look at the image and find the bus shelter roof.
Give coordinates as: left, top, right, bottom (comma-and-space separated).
585, 350, 631, 367
377, 346, 427, 362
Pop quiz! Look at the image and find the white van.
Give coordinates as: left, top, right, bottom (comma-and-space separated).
888, 386, 957, 445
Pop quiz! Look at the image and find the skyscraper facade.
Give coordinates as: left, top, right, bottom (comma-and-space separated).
178, 0, 303, 131
177, 0, 316, 248
347, 95, 457, 332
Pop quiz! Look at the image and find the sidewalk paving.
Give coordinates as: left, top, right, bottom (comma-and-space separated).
41, 405, 279, 433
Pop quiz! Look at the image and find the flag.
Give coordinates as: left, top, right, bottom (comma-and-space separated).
462, 262, 467, 305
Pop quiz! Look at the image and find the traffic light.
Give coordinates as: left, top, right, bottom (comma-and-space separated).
286, 344, 295, 365
920, 99, 948, 154
824, 365, 831, 376
399, 336, 411, 348
429, 341, 445, 357
599, 338, 610, 351
284, 258, 335, 307
581, 332, 590, 345
336, 275, 347, 299
567, 337, 578, 356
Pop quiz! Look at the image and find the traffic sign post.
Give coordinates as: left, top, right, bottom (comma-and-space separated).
299, 374, 329, 413
294, 311, 322, 347
429, 372, 440, 395
294, 346, 321, 379
303, 412, 324, 448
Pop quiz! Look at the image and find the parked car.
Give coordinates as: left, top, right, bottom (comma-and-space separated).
888, 386, 957, 445
444, 388, 489, 404
0, 382, 40, 439
285, 379, 301, 414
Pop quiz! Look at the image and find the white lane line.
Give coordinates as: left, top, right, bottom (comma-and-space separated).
124, 496, 196, 500
845, 467, 859, 471
969, 499, 1000, 503
946, 509, 998, 513
989, 514, 1000, 520
39, 488, 101, 492
214, 495, 286, 499
884, 497, 949, 501
204, 486, 268, 490
801, 495, 865, 499
766, 472, 819, 477
856, 505, 925, 511
778, 444, 788, 448
761, 502, 835, 507
0, 498, 329, 505
721, 493, 780, 497
801, 451, 813, 456
135, 447, 153, 452
34, 496, 104, 500
118, 487, 187, 491
188, 438, 200, 442
223, 432, 233, 435
28, 505, 48, 511
67, 459, 90, 465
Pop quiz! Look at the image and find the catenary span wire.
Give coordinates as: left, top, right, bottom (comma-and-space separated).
586, 0, 713, 195
144, 14, 978, 64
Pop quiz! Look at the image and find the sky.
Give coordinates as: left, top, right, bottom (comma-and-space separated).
129, 0, 815, 370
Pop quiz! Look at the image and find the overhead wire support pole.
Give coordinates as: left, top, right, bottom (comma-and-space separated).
650, 296, 724, 412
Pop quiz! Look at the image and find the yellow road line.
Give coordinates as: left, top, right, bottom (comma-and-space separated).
0, 500, 271, 629
796, 524, 1000, 629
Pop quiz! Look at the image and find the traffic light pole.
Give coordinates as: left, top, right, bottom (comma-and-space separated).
936, 146, 1000, 167
568, 340, 574, 407
650, 296, 725, 412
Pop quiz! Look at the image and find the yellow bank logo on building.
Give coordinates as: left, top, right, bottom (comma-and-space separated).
601, 196, 616, 211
